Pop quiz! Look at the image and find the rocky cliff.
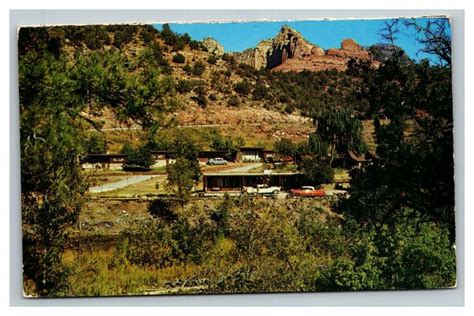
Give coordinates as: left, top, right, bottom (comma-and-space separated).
235, 25, 383, 72
202, 37, 225, 56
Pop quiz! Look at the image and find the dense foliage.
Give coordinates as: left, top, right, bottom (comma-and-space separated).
19, 25, 177, 296
121, 144, 154, 171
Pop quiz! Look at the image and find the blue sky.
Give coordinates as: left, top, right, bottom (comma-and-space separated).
154, 18, 451, 63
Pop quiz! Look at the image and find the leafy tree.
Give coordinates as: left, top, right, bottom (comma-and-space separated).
274, 138, 296, 158
85, 132, 107, 154
339, 21, 454, 241
166, 132, 201, 207
122, 145, 154, 171
300, 157, 334, 185
314, 214, 456, 291
19, 48, 88, 296
167, 158, 199, 207
309, 106, 365, 166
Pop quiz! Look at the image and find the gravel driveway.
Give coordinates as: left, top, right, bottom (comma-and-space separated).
89, 175, 158, 193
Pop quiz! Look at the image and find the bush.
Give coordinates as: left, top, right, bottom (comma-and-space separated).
253, 83, 269, 100
192, 61, 206, 76
189, 40, 202, 50
176, 79, 194, 93
193, 94, 207, 107
113, 27, 136, 48
148, 198, 178, 222
183, 63, 192, 74
228, 95, 240, 107
121, 221, 175, 268
160, 23, 187, 51
172, 53, 186, 64
222, 53, 236, 65
234, 80, 252, 95
207, 55, 218, 65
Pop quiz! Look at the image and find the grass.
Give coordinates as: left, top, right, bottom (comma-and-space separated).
151, 165, 167, 173
74, 200, 151, 237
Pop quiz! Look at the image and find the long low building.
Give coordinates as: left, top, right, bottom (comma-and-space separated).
202, 172, 303, 192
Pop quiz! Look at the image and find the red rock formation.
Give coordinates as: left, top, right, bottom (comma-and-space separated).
273, 37, 378, 72
235, 26, 379, 72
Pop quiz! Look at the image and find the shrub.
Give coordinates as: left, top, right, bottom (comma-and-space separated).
253, 83, 269, 100
192, 61, 206, 76
192, 92, 208, 107
189, 40, 202, 50
234, 80, 252, 95
183, 63, 192, 74
121, 221, 174, 268
176, 79, 194, 94
148, 198, 178, 222
228, 95, 240, 107
207, 55, 218, 65
172, 53, 186, 64
113, 27, 136, 48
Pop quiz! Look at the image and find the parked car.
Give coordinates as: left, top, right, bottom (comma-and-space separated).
242, 184, 281, 195
289, 186, 325, 197
207, 158, 228, 165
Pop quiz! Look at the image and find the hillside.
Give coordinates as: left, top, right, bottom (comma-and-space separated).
19, 24, 387, 152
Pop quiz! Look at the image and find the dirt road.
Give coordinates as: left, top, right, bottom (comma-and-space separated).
88, 175, 159, 193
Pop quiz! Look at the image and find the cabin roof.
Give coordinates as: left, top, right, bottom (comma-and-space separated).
203, 172, 302, 177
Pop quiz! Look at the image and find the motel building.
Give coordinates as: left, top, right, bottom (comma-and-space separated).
202, 171, 303, 192
236, 147, 275, 162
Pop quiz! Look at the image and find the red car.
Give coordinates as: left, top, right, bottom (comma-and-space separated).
290, 186, 325, 197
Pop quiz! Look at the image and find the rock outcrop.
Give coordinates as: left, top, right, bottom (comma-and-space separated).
235, 26, 382, 72
369, 44, 410, 63
236, 25, 323, 70
202, 37, 225, 56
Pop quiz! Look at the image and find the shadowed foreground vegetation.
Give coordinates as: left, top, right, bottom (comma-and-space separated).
24, 196, 455, 296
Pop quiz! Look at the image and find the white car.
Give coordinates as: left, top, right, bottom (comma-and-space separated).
207, 158, 228, 165
242, 184, 281, 195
